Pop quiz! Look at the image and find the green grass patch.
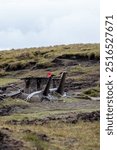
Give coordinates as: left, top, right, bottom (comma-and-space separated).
83, 86, 100, 97
0, 70, 10, 77
68, 64, 99, 74
24, 132, 50, 150
0, 98, 30, 109
0, 108, 99, 123
0, 78, 19, 86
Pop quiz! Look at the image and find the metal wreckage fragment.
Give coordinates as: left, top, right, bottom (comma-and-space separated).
0, 72, 67, 101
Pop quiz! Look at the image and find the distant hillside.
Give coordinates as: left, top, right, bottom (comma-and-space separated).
0, 43, 99, 74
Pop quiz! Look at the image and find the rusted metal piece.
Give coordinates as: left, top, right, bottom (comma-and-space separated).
56, 72, 67, 95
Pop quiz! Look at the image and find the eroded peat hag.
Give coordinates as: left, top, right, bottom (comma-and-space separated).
0, 43, 100, 150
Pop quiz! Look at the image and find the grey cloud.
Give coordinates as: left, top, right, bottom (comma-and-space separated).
0, 0, 99, 50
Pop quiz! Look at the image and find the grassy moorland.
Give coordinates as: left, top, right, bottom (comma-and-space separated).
0, 97, 99, 150
0, 43, 99, 73
0, 43, 100, 91
0, 43, 100, 150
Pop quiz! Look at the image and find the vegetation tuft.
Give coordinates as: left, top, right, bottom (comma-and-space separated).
0, 43, 99, 72
83, 86, 100, 97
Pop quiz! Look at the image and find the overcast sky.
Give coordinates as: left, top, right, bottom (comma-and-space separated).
0, 0, 99, 50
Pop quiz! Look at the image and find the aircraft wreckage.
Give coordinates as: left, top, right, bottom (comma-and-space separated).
0, 72, 67, 101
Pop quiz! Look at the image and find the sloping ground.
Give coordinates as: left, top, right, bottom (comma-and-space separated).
0, 44, 100, 94
0, 43, 100, 150
0, 43, 99, 72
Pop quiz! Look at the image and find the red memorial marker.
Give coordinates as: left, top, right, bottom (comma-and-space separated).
47, 72, 52, 77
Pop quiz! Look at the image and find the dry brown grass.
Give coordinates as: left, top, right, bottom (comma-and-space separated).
0, 120, 99, 150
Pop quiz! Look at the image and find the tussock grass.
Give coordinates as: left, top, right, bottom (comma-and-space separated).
83, 86, 100, 97
0, 70, 10, 77
0, 43, 100, 72
0, 78, 19, 86
0, 98, 30, 109
0, 120, 99, 150
24, 132, 50, 150
68, 64, 99, 74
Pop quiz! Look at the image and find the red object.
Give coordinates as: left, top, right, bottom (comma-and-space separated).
47, 72, 52, 77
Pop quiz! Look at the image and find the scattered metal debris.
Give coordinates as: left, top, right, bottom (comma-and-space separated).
0, 72, 67, 102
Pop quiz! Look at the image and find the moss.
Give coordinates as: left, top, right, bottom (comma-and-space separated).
83, 86, 100, 97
